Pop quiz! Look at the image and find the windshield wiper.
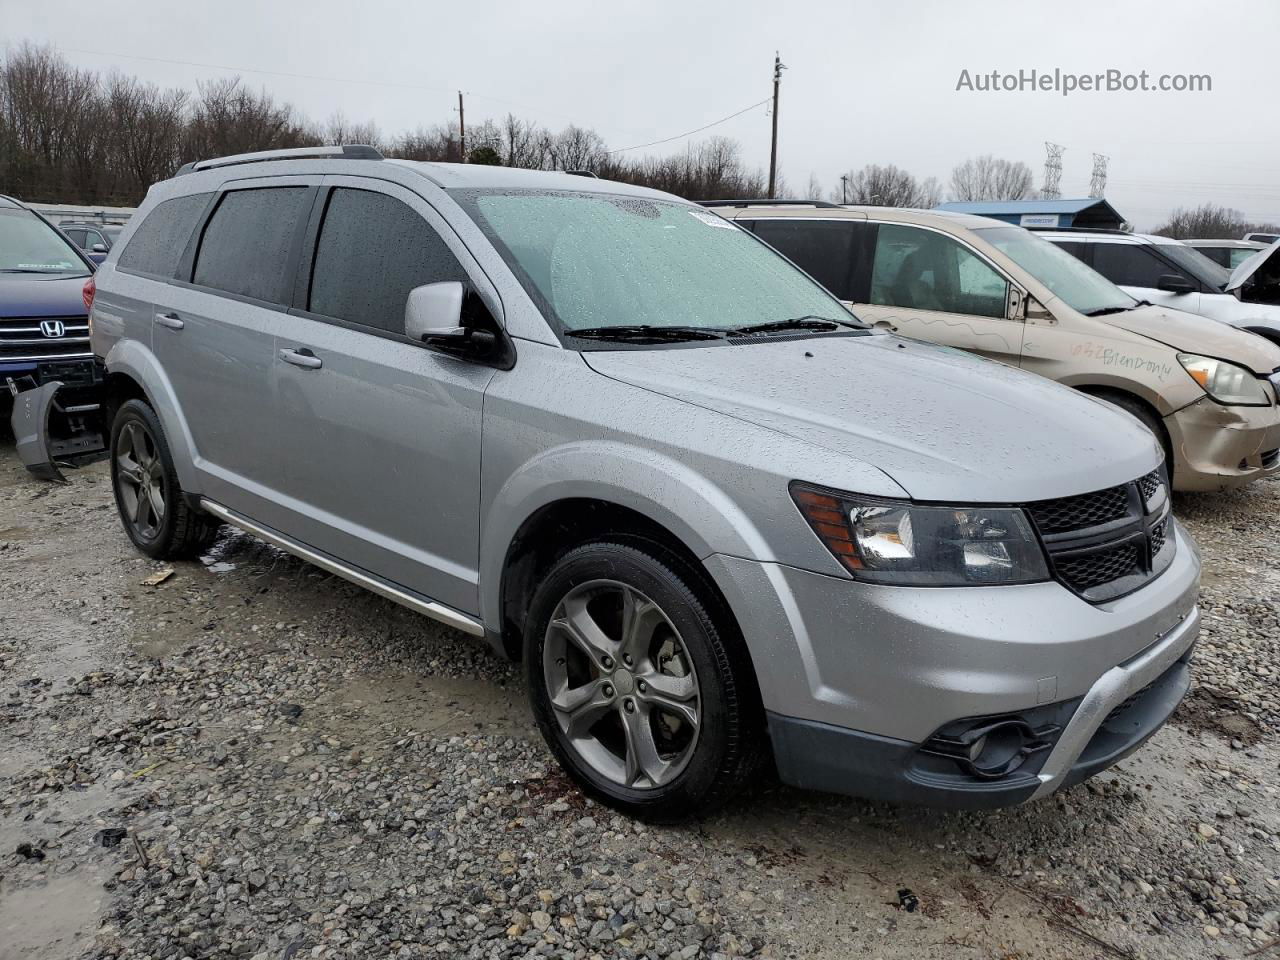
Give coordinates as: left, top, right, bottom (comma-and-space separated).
728, 314, 864, 335
1084, 306, 1132, 317
564, 324, 727, 343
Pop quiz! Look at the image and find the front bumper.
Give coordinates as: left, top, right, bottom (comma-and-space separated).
6, 358, 107, 481
705, 518, 1201, 808
1166, 395, 1280, 491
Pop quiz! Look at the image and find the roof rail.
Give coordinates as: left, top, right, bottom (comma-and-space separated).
700, 198, 840, 209
176, 144, 384, 176
564, 169, 599, 178
1025, 225, 1132, 235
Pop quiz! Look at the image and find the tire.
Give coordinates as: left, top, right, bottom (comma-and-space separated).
110, 399, 219, 560
524, 541, 762, 822
1099, 393, 1173, 485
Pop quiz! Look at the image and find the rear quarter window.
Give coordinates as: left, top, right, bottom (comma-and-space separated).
116, 194, 211, 278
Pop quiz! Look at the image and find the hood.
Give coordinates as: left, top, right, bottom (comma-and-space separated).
584, 333, 1161, 503
1226, 238, 1280, 293
1101, 303, 1280, 374
0, 272, 92, 319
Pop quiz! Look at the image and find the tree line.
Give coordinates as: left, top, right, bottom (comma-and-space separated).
0, 44, 769, 206
3, 43, 1275, 238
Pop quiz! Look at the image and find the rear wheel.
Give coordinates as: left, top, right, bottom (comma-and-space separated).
110, 399, 219, 559
525, 542, 761, 822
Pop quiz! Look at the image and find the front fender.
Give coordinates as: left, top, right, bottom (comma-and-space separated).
103, 339, 201, 493
478, 441, 775, 629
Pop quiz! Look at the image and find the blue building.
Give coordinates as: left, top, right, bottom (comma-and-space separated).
934, 198, 1125, 230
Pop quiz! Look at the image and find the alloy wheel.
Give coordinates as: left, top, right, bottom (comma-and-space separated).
542, 579, 701, 789
115, 421, 167, 540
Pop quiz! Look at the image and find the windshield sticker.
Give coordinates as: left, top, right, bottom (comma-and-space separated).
688, 210, 737, 230
16, 262, 75, 270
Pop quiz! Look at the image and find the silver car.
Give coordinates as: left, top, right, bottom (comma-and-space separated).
87, 146, 1201, 820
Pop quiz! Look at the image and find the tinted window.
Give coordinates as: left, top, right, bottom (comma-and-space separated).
309, 188, 468, 332
747, 219, 858, 300
1192, 246, 1230, 268
64, 228, 87, 248
1090, 243, 1181, 288
870, 223, 1007, 318
194, 188, 310, 302
1049, 239, 1088, 263
118, 194, 210, 278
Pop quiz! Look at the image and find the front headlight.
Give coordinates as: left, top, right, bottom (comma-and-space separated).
791, 483, 1051, 586
1177, 353, 1271, 406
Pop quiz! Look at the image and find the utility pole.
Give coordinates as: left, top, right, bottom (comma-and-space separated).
768, 52, 785, 198
840, 174, 850, 204
458, 91, 467, 163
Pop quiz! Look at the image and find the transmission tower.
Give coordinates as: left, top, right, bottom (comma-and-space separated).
1041, 142, 1065, 199
1089, 153, 1109, 198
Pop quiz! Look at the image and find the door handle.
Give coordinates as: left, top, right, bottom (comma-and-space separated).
155, 312, 185, 330
279, 347, 323, 370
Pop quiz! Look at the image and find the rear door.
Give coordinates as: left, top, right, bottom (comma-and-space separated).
152, 178, 317, 515
855, 222, 1024, 365
263, 176, 499, 614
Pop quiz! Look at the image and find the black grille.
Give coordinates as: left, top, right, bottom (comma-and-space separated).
1150, 519, 1168, 555
1263, 449, 1280, 469
1137, 469, 1163, 505
0, 315, 91, 362
1055, 543, 1142, 591
1026, 484, 1129, 534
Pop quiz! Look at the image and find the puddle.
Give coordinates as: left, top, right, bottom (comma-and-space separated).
0, 871, 106, 960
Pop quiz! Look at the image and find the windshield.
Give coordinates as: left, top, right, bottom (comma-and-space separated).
1156, 241, 1231, 290
975, 225, 1134, 315
454, 190, 859, 339
0, 209, 87, 274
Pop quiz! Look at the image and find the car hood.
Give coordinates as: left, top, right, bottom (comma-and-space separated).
583, 333, 1160, 503
1101, 303, 1280, 373
0, 272, 92, 318
1226, 238, 1280, 292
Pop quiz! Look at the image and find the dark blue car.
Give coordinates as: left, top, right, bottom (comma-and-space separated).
2, 194, 106, 476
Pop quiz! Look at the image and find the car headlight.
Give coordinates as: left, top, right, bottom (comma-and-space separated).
1177, 353, 1271, 406
791, 483, 1050, 586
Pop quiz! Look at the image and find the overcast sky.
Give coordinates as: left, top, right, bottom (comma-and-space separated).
6, 0, 1277, 229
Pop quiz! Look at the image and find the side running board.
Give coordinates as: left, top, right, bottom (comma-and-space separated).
198, 499, 485, 637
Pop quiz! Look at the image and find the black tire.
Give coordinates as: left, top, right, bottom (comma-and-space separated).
110, 399, 219, 559
1099, 393, 1174, 485
524, 541, 762, 822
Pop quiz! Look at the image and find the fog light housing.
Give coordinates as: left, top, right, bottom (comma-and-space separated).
922, 718, 1058, 781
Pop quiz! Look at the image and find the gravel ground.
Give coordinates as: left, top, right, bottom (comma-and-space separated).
2, 443, 1279, 960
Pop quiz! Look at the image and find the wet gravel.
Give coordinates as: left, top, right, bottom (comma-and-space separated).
2, 451, 1279, 960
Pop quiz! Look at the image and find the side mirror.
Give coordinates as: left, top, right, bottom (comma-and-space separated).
91, 243, 107, 253
1156, 274, 1196, 295
405, 281, 464, 340
404, 281, 507, 365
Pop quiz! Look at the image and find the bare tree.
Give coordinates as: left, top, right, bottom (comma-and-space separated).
1154, 203, 1280, 240
322, 111, 382, 149
548, 125, 607, 172
949, 154, 1035, 201
838, 164, 937, 207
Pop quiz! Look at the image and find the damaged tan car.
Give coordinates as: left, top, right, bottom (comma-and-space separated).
710, 202, 1280, 492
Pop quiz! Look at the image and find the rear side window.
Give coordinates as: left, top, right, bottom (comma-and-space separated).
193, 188, 311, 303
1090, 243, 1179, 288
308, 188, 468, 333
747, 219, 859, 300
117, 194, 210, 278
1048, 239, 1089, 264
64, 228, 87, 248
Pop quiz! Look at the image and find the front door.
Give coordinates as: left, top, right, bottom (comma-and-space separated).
854, 222, 1024, 366
263, 178, 499, 615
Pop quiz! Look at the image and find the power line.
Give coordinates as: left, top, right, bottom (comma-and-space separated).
606, 98, 771, 154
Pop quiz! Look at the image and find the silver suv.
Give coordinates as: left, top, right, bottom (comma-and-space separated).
89, 146, 1201, 820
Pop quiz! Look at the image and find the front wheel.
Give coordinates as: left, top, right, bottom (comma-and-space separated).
524, 542, 762, 822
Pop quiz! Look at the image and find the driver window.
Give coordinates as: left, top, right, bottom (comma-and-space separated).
870, 223, 1008, 319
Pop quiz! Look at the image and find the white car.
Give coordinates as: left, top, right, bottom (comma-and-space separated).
1185, 238, 1268, 270
1038, 229, 1280, 347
